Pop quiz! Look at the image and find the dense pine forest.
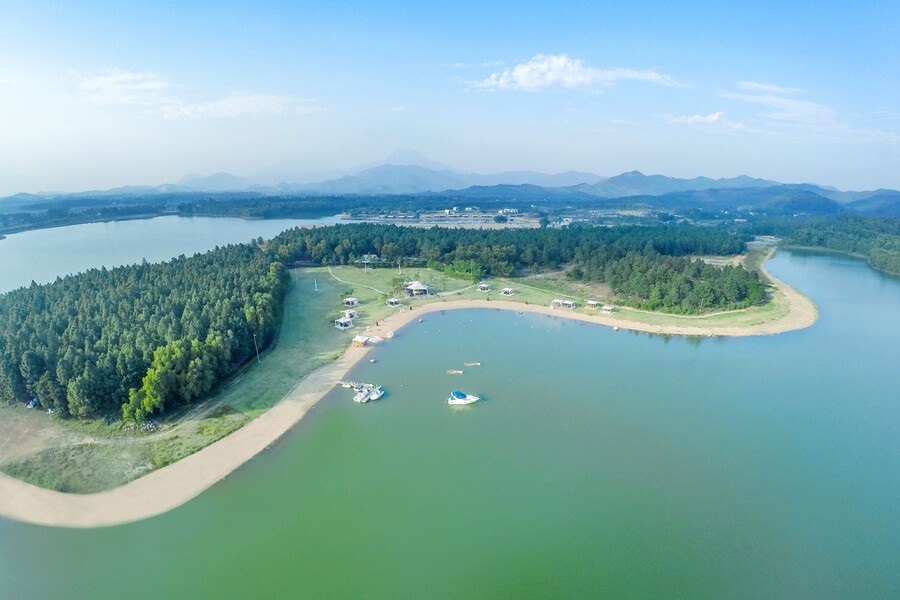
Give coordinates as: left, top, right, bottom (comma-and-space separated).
0, 244, 287, 421
1, 222, 768, 421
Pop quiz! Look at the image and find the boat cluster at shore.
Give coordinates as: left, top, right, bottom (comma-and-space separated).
341, 381, 384, 403
341, 358, 485, 407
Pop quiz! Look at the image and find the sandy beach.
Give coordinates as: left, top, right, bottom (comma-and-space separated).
0, 264, 816, 528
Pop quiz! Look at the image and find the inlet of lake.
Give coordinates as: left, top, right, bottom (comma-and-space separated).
0, 217, 898, 599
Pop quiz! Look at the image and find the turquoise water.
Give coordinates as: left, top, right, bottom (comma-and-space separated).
0, 245, 898, 598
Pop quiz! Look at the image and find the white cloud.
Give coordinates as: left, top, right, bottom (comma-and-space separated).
78, 68, 303, 119
722, 91, 835, 124
720, 83, 899, 146
475, 54, 679, 91
736, 81, 802, 95
869, 110, 900, 121
671, 111, 726, 125
670, 111, 745, 132
79, 69, 172, 105
158, 92, 296, 120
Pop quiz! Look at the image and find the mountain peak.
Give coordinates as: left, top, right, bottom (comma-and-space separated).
177, 172, 253, 191
381, 149, 452, 171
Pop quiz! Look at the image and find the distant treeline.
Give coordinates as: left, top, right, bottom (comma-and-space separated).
270, 223, 765, 312
0, 193, 522, 234
0, 194, 346, 234
747, 216, 900, 275
0, 244, 287, 421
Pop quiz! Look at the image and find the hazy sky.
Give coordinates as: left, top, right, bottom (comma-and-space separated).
2, 1, 898, 195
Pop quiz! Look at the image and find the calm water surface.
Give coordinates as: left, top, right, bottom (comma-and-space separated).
0, 215, 340, 293
0, 240, 898, 598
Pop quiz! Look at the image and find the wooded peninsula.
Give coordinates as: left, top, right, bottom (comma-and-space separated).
1, 222, 763, 422
0, 208, 895, 497
1, 213, 897, 427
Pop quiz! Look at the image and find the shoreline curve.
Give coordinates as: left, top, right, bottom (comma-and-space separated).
0, 253, 817, 528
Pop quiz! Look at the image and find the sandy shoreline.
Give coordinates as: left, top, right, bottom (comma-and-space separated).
0, 262, 816, 528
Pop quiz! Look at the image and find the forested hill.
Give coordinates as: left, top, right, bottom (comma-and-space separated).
0, 244, 288, 421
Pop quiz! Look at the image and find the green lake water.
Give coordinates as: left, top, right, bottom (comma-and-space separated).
1, 229, 898, 598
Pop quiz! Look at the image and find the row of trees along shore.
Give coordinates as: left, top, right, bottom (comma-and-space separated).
0, 223, 764, 421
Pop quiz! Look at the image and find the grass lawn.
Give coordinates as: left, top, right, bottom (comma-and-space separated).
315, 245, 791, 333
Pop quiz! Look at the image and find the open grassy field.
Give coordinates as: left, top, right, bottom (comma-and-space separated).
316, 243, 791, 333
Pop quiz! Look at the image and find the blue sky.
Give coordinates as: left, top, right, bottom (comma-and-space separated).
1, 0, 898, 195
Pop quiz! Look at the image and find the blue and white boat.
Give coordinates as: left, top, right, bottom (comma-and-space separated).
448, 390, 479, 405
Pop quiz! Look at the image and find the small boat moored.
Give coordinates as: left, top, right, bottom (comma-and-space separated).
448, 390, 480, 405
446, 369, 463, 374
348, 381, 385, 403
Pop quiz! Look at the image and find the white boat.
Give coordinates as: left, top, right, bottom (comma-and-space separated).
368, 386, 384, 401
353, 388, 371, 403
463, 362, 481, 367
446, 369, 463, 374
448, 390, 479, 405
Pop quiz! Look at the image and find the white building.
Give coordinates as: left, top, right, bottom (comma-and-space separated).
334, 316, 354, 330
405, 281, 430, 296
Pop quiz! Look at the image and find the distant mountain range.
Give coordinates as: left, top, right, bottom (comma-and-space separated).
3, 150, 899, 217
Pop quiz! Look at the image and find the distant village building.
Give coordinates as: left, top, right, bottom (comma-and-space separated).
477, 283, 491, 292
386, 297, 403, 307
586, 300, 600, 309
334, 316, 354, 330
343, 297, 359, 307
342, 309, 357, 319
352, 335, 369, 347
501, 287, 515, 296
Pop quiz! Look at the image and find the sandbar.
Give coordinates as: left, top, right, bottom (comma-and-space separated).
0, 259, 816, 528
